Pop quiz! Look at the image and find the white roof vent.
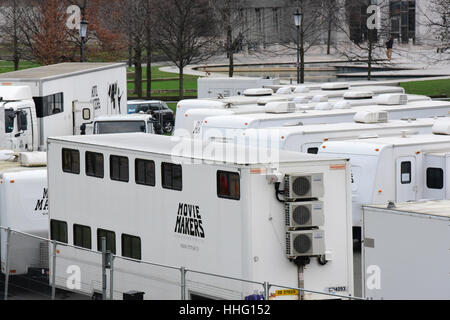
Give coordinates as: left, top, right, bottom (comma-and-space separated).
315, 102, 333, 110
376, 94, 408, 105
294, 86, 310, 93
344, 91, 374, 100
257, 96, 289, 105
354, 111, 389, 124
321, 82, 349, 90
243, 88, 273, 97
276, 87, 293, 95
293, 96, 310, 104
334, 101, 351, 109
311, 95, 328, 103
265, 102, 296, 114
19, 152, 47, 167
432, 120, 450, 135
0, 86, 33, 101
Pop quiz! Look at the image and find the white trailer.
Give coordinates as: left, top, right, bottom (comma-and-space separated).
0, 153, 48, 275
47, 133, 353, 300
362, 200, 450, 300
0, 62, 128, 150
197, 77, 280, 99
178, 99, 450, 139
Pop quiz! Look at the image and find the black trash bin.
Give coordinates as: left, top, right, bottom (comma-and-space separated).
123, 291, 145, 300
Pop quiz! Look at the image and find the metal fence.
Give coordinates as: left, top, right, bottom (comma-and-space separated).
0, 226, 365, 301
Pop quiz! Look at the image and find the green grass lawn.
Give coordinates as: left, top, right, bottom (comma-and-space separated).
400, 79, 450, 98
0, 60, 40, 74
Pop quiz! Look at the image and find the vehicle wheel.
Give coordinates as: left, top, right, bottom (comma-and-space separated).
164, 122, 174, 134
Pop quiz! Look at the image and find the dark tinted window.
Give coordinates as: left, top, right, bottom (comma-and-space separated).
217, 171, 240, 200
121, 234, 142, 260
110, 155, 129, 182
86, 152, 104, 178
62, 149, 80, 174
427, 168, 444, 190
34, 93, 64, 118
135, 159, 156, 186
401, 161, 411, 184
162, 163, 182, 191
97, 229, 116, 254
95, 121, 147, 134
307, 147, 319, 154
74, 224, 92, 249
5, 109, 15, 133
50, 220, 68, 243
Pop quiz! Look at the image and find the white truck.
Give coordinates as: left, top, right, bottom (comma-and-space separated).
0, 152, 48, 276
362, 200, 450, 300
0, 62, 128, 151
47, 133, 354, 300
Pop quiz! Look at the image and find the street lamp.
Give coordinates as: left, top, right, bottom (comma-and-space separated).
80, 19, 88, 62
294, 9, 303, 84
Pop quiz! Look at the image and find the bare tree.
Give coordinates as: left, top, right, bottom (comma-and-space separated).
153, 0, 219, 100
423, 0, 450, 54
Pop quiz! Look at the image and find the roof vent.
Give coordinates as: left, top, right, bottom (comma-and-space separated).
321, 82, 349, 91
334, 101, 351, 109
311, 95, 328, 103
293, 96, 310, 104
265, 102, 296, 114
376, 94, 408, 105
344, 91, 374, 100
276, 87, 293, 95
432, 120, 450, 135
294, 86, 310, 93
257, 96, 289, 106
243, 88, 273, 97
354, 111, 389, 124
315, 102, 333, 110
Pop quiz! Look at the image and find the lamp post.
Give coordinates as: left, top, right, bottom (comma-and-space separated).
294, 9, 303, 84
80, 19, 88, 62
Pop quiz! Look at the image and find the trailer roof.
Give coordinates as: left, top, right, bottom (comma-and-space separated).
364, 200, 450, 218
48, 133, 347, 165
0, 62, 125, 82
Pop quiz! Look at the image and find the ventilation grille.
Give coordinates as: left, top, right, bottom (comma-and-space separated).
293, 234, 312, 254
285, 233, 291, 255
292, 177, 311, 197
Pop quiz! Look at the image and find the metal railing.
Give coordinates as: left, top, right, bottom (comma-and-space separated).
0, 226, 365, 301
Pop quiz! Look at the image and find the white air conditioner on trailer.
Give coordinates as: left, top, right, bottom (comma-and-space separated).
285, 201, 325, 229
284, 173, 324, 201
286, 230, 326, 258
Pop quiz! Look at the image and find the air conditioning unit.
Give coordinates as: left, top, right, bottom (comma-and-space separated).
293, 96, 309, 104
294, 86, 310, 93
315, 102, 333, 110
285, 201, 324, 229
276, 87, 293, 95
243, 88, 273, 97
311, 95, 328, 103
321, 82, 349, 91
376, 94, 408, 105
334, 101, 351, 109
432, 120, 450, 135
343, 91, 374, 100
265, 102, 296, 114
354, 111, 389, 124
286, 230, 325, 258
284, 173, 324, 201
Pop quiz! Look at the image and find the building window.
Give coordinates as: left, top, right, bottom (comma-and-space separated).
427, 168, 444, 190
110, 155, 129, 182
50, 220, 68, 243
74, 224, 92, 249
401, 161, 412, 184
62, 148, 80, 174
162, 163, 182, 191
34, 92, 64, 118
217, 171, 240, 200
86, 152, 104, 179
135, 159, 156, 187
97, 229, 116, 254
121, 234, 142, 260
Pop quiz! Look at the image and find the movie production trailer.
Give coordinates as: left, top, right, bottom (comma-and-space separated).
0, 62, 127, 150
47, 134, 354, 300
0, 152, 48, 276
201, 117, 439, 155
362, 200, 450, 300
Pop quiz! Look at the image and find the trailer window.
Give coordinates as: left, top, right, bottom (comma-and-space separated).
162, 163, 182, 191
97, 229, 116, 254
427, 168, 444, 190
217, 171, 240, 200
34, 92, 64, 118
122, 234, 142, 260
400, 161, 411, 184
74, 224, 92, 249
86, 152, 104, 179
307, 147, 319, 154
50, 220, 68, 244
110, 155, 129, 182
4, 109, 15, 133
62, 148, 80, 174
135, 159, 156, 187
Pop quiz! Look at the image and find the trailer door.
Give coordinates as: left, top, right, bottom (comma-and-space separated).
396, 157, 417, 202
73, 101, 94, 135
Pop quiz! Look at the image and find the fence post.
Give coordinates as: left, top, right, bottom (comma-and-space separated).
180, 267, 186, 300
3, 228, 11, 301
51, 240, 57, 300
109, 255, 115, 300
263, 282, 270, 300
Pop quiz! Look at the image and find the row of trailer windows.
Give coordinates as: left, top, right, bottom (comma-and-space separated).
62, 148, 240, 199
50, 220, 142, 260
400, 161, 444, 190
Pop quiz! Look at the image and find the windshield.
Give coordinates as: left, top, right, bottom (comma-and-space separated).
95, 121, 147, 134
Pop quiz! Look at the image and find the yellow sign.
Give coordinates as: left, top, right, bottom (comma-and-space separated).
275, 289, 299, 296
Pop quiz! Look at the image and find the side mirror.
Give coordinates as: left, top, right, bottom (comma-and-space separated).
80, 123, 87, 135
17, 110, 28, 131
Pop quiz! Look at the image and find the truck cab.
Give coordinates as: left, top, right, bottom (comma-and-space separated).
93, 114, 156, 135
127, 100, 175, 134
